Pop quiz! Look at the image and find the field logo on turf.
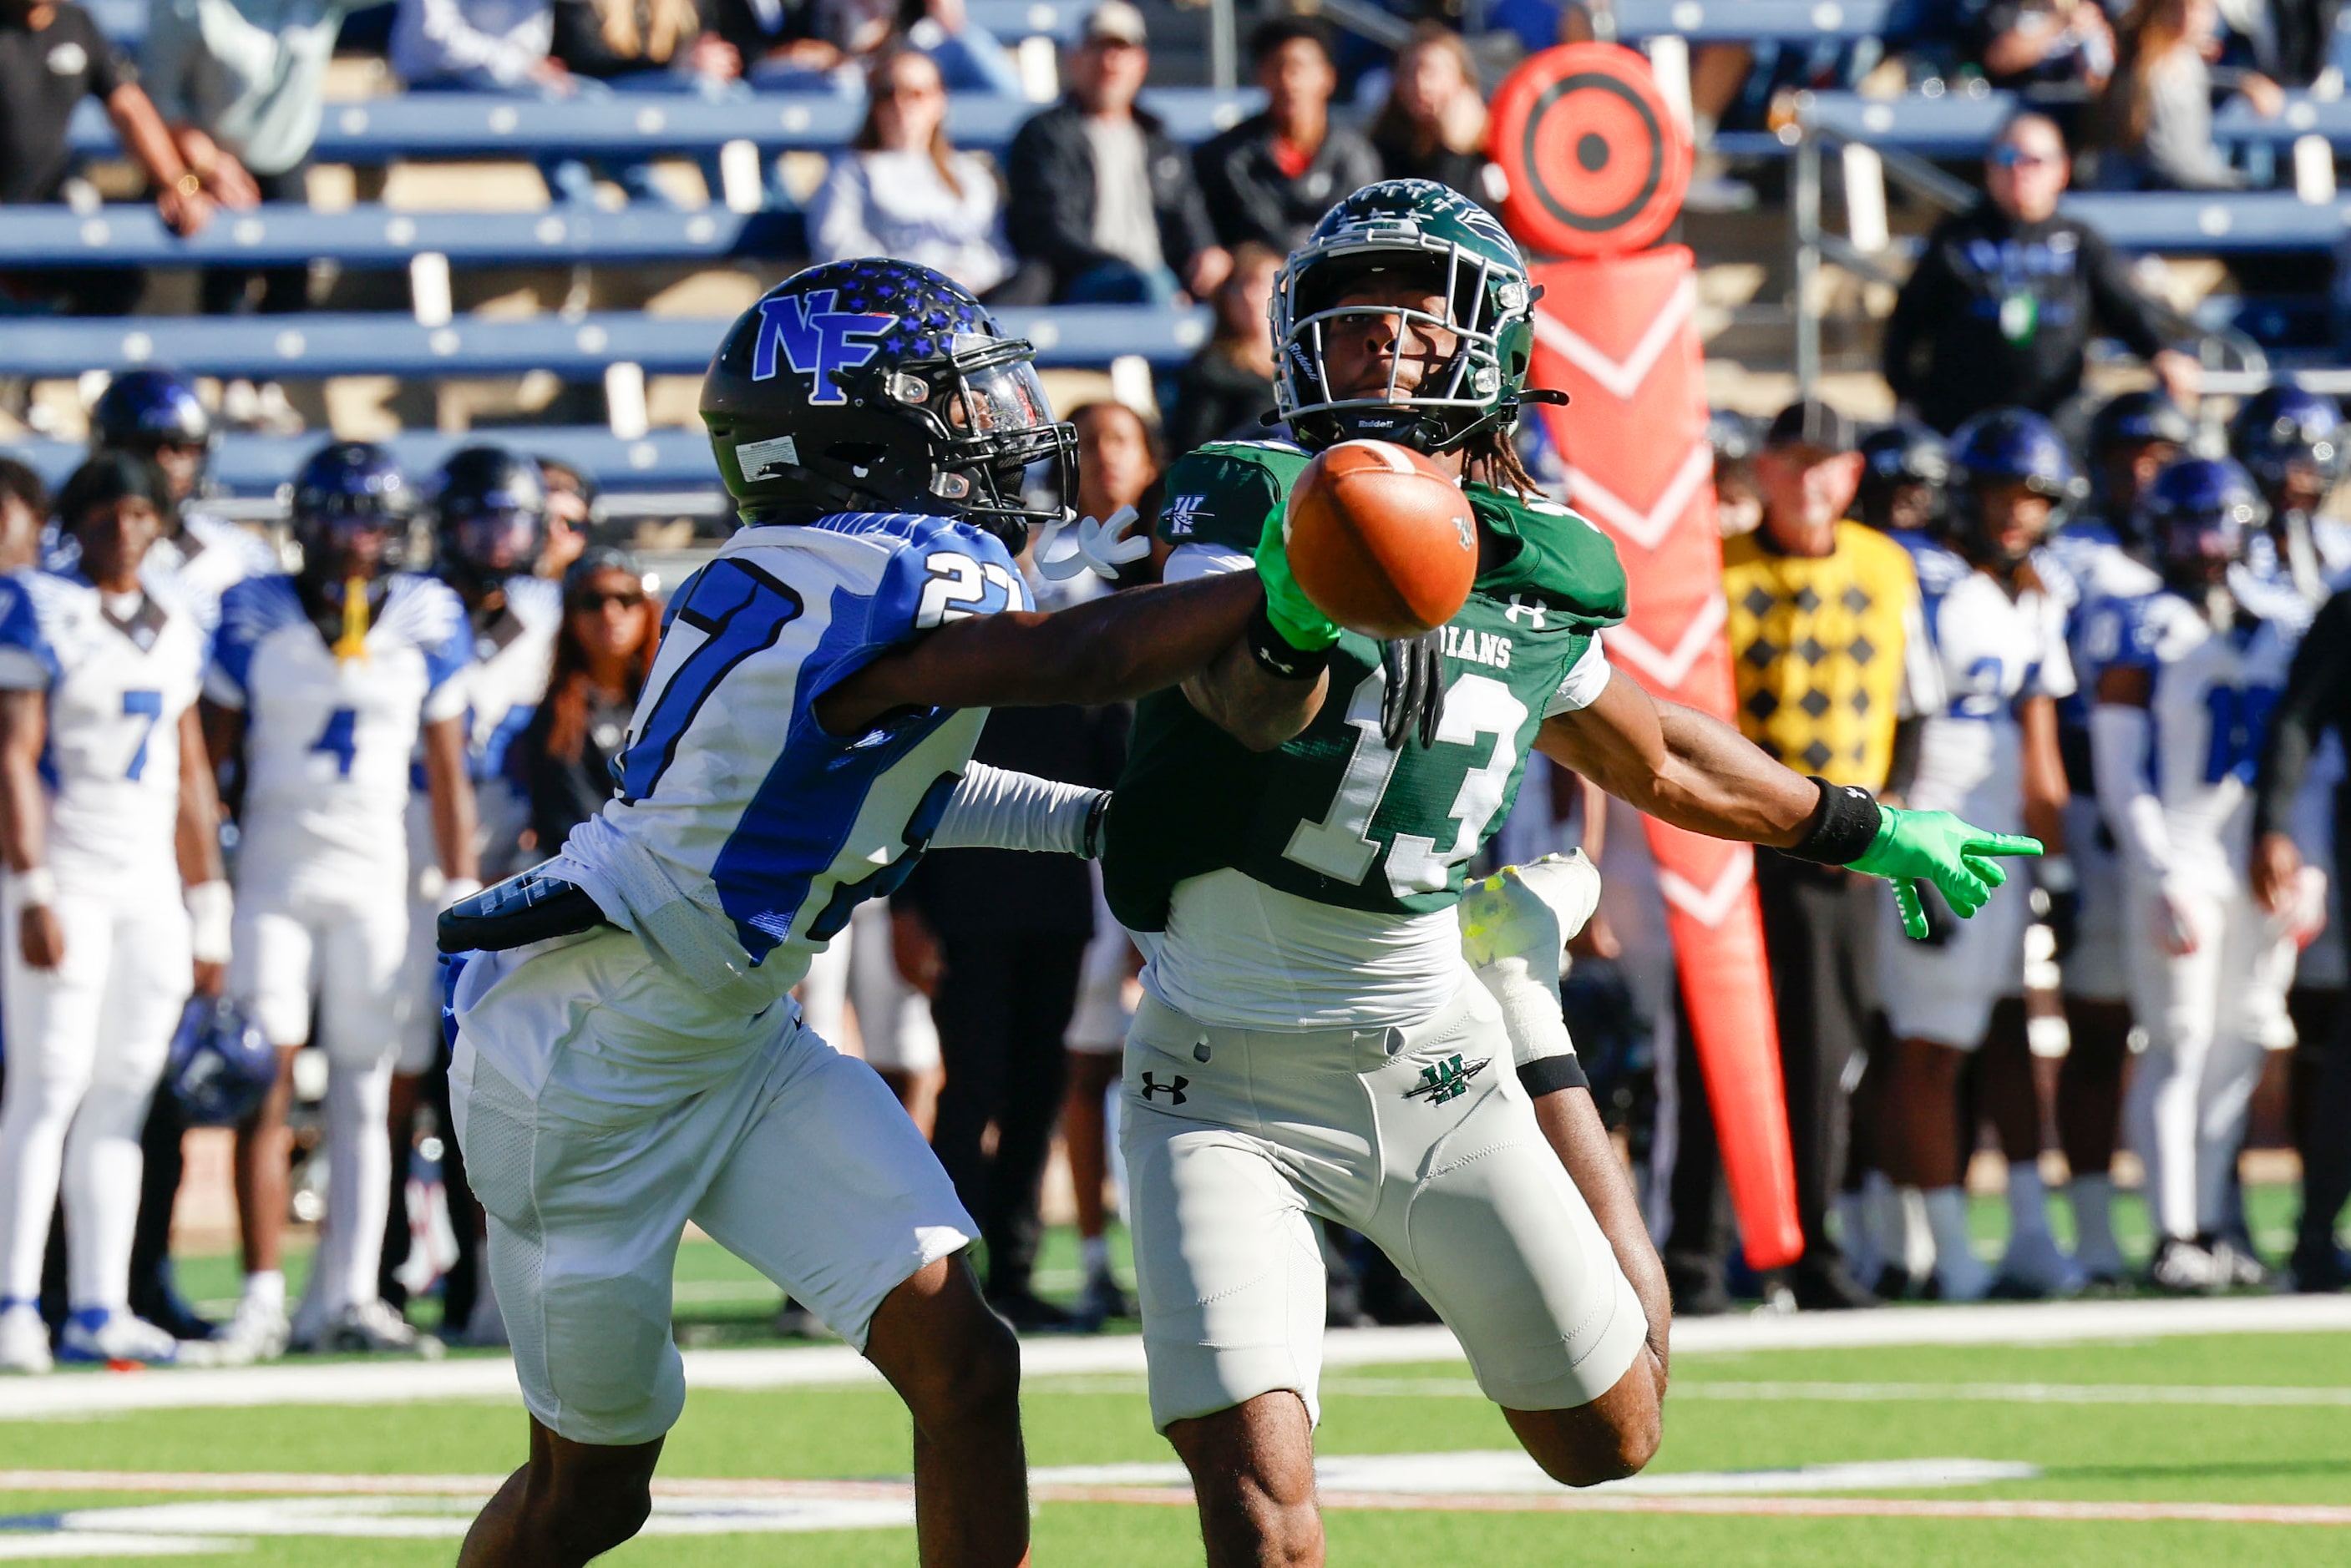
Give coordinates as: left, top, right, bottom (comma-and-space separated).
1405, 1054, 1487, 1106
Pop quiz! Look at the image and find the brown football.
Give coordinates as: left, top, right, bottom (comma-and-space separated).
1284, 439, 1478, 640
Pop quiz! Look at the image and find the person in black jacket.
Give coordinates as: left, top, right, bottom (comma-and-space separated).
1192, 16, 1382, 255
1882, 112, 2200, 434
510, 548, 661, 860
2252, 588, 2351, 1292
999, 0, 1226, 306
1167, 242, 1279, 457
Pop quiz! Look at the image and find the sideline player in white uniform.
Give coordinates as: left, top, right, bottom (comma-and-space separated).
437, 260, 1276, 1567
1873, 410, 2078, 1301
2039, 390, 2182, 1286
2089, 456, 2308, 1291
204, 443, 479, 1360
0, 456, 227, 1372
384, 447, 562, 1343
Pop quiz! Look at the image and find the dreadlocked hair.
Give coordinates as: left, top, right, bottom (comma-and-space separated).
1462, 422, 1540, 498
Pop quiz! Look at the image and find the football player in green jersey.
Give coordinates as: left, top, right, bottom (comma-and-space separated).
1098, 180, 2039, 1565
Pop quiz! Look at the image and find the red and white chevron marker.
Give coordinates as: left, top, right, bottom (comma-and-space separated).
1528, 243, 1803, 1272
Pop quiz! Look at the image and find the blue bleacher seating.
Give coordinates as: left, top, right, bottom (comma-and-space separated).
3, 427, 720, 497
0, 205, 804, 269
0, 306, 1211, 380
1606, 0, 1897, 43
1806, 87, 2351, 156
90, 0, 1097, 48
66, 88, 1260, 164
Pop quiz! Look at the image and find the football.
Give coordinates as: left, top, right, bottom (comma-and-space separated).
1284, 440, 1479, 640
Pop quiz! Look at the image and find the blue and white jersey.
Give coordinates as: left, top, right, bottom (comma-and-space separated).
2040, 520, 2161, 732
49, 507, 280, 633
208, 572, 471, 893
0, 569, 207, 886
1902, 539, 2075, 832
548, 511, 1031, 1016
407, 574, 564, 884
2087, 589, 2299, 869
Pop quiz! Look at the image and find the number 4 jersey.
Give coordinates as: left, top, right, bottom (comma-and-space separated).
207, 572, 471, 897
1109, 439, 1626, 1029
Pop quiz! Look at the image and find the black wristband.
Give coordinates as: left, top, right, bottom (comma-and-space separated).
1518, 1054, 1590, 1097
1786, 776, 1883, 865
1245, 599, 1333, 681
1082, 791, 1111, 860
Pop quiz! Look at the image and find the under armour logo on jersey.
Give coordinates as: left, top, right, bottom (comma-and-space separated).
1139, 1072, 1188, 1105
750, 290, 899, 403
1503, 595, 1548, 629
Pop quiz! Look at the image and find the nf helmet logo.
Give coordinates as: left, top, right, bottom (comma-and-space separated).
749, 290, 899, 403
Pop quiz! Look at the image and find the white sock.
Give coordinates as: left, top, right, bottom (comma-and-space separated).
1080, 1235, 1110, 1277
322, 1056, 397, 1315
2006, 1161, 2051, 1242
245, 1269, 286, 1312
1923, 1187, 1978, 1277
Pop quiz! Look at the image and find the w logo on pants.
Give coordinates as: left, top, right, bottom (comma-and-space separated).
1404, 1054, 1488, 1106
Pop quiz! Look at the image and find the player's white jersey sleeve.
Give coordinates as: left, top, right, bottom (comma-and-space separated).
1905, 548, 2075, 827
211, 572, 472, 892
136, 509, 281, 632
0, 569, 206, 884
447, 574, 564, 878
549, 511, 1031, 1014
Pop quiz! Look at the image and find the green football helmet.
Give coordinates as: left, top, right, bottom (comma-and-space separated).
1272, 179, 1541, 454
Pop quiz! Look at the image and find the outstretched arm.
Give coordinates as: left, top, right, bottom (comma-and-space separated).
1535, 668, 1819, 846
815, 570, 1263, 735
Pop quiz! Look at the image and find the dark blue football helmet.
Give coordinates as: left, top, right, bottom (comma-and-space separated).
291, 440, 413, 579
165, 997, 277, 1127
2087, 389, 2194, 518
2137, 455, 2266, 594
2229, 382, 2345, 493
700, 258, 1076, 549
1707, 407, 1762, 466
91, 370, 211, 453
432, 444, 547, 589
1857, 421, 1949, 533
1946, 407, 2084, 565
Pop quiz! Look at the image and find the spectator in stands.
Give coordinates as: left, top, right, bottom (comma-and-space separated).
1883, 112, 2199, 433
393, 0, 570, 94
1193, 17, 1381, 255
808, 46, 1011, 295
550, 0, 741, 88
1368, 23, 1495, 206
1716, 398, 1945, 1313
0, 460, 44, 570
706, 0, 828, 77
534, 457, 591, 579
511, 545, 659, 857
1167, 241, 1278, 457
1, 0, 214, 313
2098, 0, 2282, 190
733, 0, 1019, 94
1001, 0, 1224, 306
144, 0, 362, 315
1974, 0, 2116, 93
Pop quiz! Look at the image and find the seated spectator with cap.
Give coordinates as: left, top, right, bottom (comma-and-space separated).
1193, 16, 1381, 255
1883, 111, 2198, 434
1001, 0, 1226, 305
2, 0, 216, 313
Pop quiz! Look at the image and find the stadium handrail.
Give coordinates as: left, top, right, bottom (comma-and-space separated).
1600, 0, 1897, 43
1802, 86, 2351, 154
65, 86, 1262, 163
0, 306, 1212, 380
0, 204, 806, 269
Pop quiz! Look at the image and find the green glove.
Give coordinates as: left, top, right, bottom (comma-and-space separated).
1254, 506, 1342, 652
1849, 807, 2044, 940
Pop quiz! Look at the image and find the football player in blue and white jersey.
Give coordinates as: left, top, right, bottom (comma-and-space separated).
2231, 382, 2351, 602
2089, 457, 2309, 1291
2038, 388, 2183, 1287
437, 260, 1268, 1565
1873, 410, 2080, 1301
1854, 420, 1949, 544
204, 442, 479, 1361
0, 455, 228, 1373
384, 446, 562, 1344
87, 370, 281, 628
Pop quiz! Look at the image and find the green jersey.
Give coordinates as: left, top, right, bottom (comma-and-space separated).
1104, 439, 1628, 933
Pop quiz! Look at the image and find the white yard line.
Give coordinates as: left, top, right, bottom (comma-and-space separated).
1322, 1376, 2351, 1406
0, 1297, 2343, 1420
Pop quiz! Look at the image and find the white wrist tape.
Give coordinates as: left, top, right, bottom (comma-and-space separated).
438, 877, 484, 912
933, 764, 1107, 857
185, 879, 233, 964
13, 866, 56, 908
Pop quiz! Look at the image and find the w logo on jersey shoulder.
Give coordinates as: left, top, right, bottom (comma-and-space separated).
751, 290, 899, 404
